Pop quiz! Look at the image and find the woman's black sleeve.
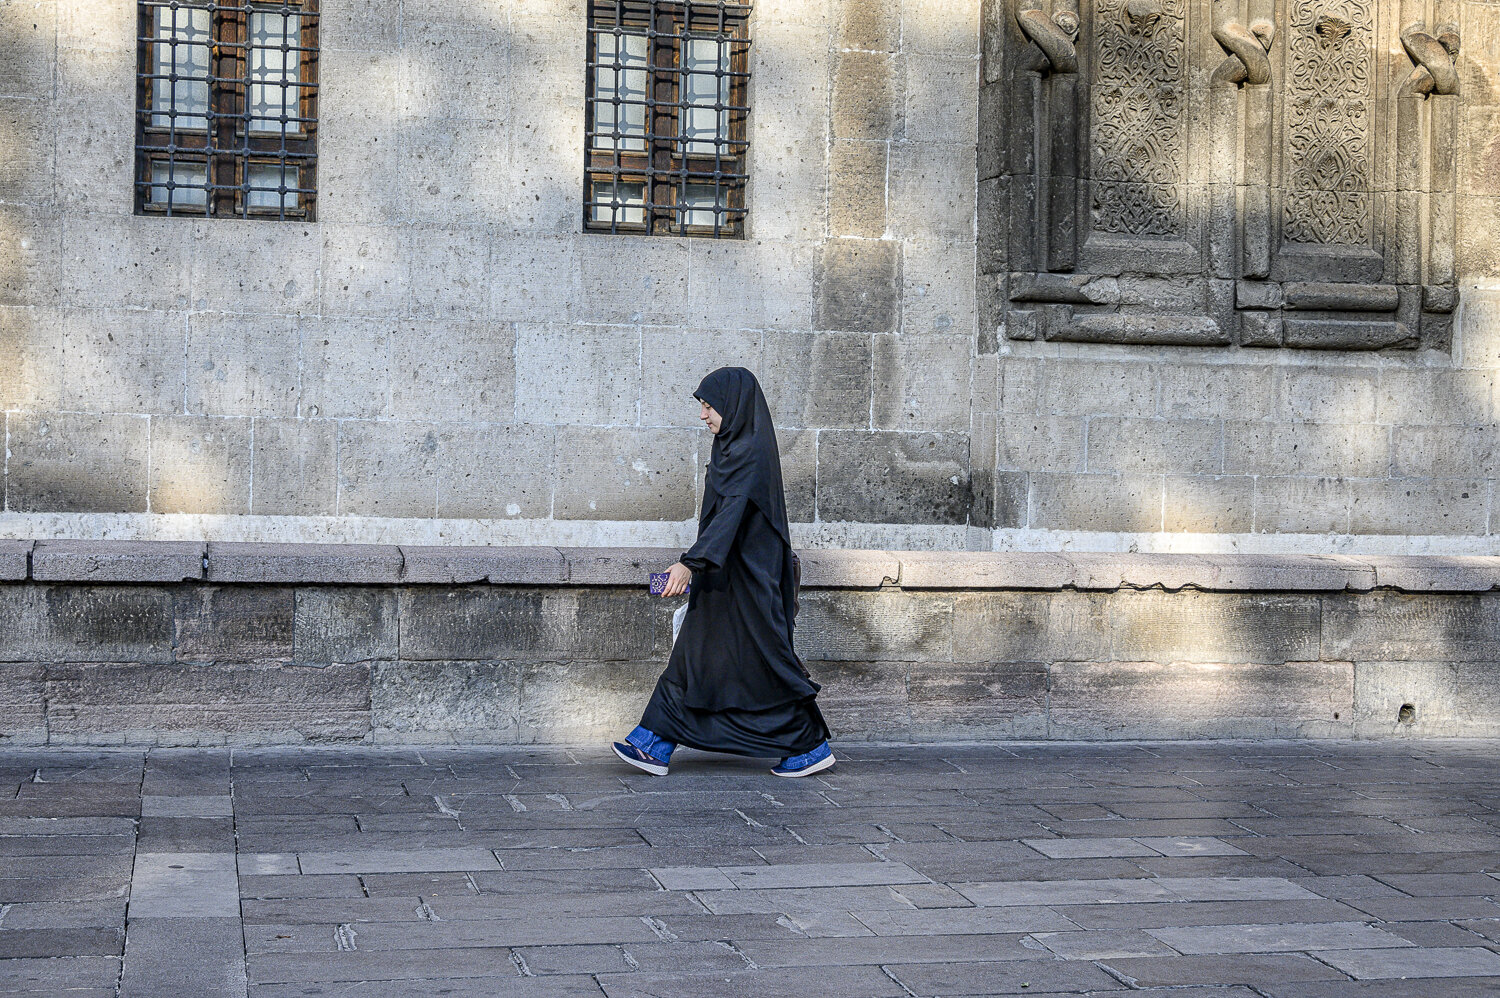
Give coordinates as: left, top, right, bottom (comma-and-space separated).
679, 494, 749, 572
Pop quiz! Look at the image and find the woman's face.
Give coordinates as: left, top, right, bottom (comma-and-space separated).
700, 400, 723, 434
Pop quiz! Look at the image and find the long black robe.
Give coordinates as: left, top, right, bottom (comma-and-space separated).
639, 369, 830, 758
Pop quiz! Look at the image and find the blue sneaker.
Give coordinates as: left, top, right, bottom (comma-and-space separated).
771, 741, 835, 778
612, 741, 668, 776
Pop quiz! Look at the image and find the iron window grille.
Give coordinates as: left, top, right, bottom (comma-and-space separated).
134, 1, 319, 220
585, 1, 751, 238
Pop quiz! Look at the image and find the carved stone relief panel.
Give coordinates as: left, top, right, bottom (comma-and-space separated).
977, 0, 1461, 352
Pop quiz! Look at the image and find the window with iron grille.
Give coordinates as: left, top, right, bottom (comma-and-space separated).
134, 1, 319, 220
585, 1, 750, 238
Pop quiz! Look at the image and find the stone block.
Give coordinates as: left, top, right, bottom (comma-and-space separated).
814, 239, 900, 332
1348, 478, 1488, 536
1223, 421, 1388, 477
1, 204, 60, 307
0, 3, 55, 98
561, 547, 685, 585
248, 419, 338, 516
835, 0, 898, 50
336, 420, 440, 517
517, 660, 663, 743
6, 411, 150, 513
191, 222, 320, 316
802, 660, 910, 738
1322, 592, 1500, 661
795, 590, 953, 663
761, 331, 873, 430
1049, 660, 1354, 739
796, 549, 900, 588
1354, 661, 1500, 737
829, 141, 888, 238
573, 589, 674, 662
372, 661, 522, 742
319, 0, 401, 51
298, 317, 394, 420
402, 225, 491, 320
1365, 555, 1500, 592
1205, 554, 1374, 592
434, 423, 554, 519
1252, 476, 1350, 534
552, 427, 697, 521
515, 322, 640, 425
996, 415, 1085, 472
1000, 357, 1041, 413
1164, 475, 1255, 533
1029, 473, 1162, 532
173, 587, 295, 664
50, 96, 134, 219
60, 308, 186, 414
688, 241, 819, 332
872, 335, 972, 432
905, 56, 977, 144
907, 661, 1048, 737
1110, 590, 1321, 664
640, 328, 764, 429
0, 586, 174, 664
1377, 368, 1496, 425
1086, 418, 1222, 475
32, 541, 204, 583
831, 50, 902, 140
398, 20, 510, 121
318, 112, 402, 225
817, 431, 970, 525
397, 118, 510, 228
904, 0, 982, 55
185, 313, 299, 418
1037, 361, 1157, 418
44, 663, 372, 742
902, 239, 976, 338
570, 237, 689, 327
319, 222, 407, 318
149, 416, 253, 515
119, 916, 246, 998
1277, 367, 1379, 422
0, 540, 32, 580
55, 215, 185, 311
1061, 553, 1212, 591
0, 306, 64, 410
294, 588, 399, 665
0, 96, 54, 205
888, 141, 978, 242
397, 588, 577, 661
749, 134, 830, 241
901, 552, 1071, 589
1392, 424, 1500, 477
489, 236, 580, 324
205, 543, 404, 585
951, 590, 1109, 661
779, 428, 817, 522
399, 546, 566, 585
1158, 364, 1276, 420
0, 663, 46, 745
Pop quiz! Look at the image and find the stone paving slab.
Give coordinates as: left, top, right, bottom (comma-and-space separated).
4, 741, 1500, 995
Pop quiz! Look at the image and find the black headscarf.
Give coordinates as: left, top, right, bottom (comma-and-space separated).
694, 367, 791, 547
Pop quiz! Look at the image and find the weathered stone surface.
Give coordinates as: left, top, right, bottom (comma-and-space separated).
796, 591, 952, 663
908, 660, 1048, 737
560, 548, 684, 586
0, 540, 32, 580
0, 663, 47, 745
900, 551, 1072, 589
6, 412, 150, 513
248, 419, 338, 517
205, 544, 403, 585
32, 541, 204, 583
1203, 554, 1376, 592
552, 428, 697, 521
1322, 592, 1500, 661
1365, 555, 1500, 591
397, 588, 576, 661
761, 331, 873, 430
796, 549, 900, 588
149, 416, 253, 516
517, 660, 664, 742
951, 590, 1110, 663
173, 587, 295, 664
1049, 661, 1354, 739
1109, 590, 1321, 664
0, 586, 174, 664
1030, 473, 1163, 532
817, 431, 970, 525
399, 546, 566, 585
371, 661, 522, 742
44, 663, 371, 742
814, 239, 900, 332
809, 660, 910, 738
1353, 661, 1500, 738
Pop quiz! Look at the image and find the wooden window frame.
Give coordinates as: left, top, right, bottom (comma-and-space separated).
584, 1, 751, 238
134, 1, 320, 220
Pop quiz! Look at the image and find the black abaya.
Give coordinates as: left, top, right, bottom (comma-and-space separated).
638, 369, 830, 758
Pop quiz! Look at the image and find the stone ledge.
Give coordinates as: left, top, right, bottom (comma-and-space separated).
31, 540, 204, 583
0, 541, 1497, 592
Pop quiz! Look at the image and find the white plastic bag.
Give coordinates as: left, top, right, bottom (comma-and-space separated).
671, 602, 688, 645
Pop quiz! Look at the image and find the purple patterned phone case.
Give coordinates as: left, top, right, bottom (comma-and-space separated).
650, 572, 689, 595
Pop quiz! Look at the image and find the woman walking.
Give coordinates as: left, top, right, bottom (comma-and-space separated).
612, 367, 835, 778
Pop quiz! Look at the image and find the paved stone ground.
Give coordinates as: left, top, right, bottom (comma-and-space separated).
1, 742, 1499, 997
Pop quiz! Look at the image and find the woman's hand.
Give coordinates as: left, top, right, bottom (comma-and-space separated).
661, 562, 692, 597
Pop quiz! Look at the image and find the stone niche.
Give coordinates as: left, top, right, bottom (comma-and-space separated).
979, 0, 1462, 351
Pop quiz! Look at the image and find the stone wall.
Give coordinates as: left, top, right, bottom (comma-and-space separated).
3, 540, 1497, 745
1, 0, 1500, 553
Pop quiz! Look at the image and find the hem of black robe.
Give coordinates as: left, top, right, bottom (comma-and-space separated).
640, 678, 830, 759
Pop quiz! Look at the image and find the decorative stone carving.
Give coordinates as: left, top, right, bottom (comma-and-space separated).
977, 0, 1462, 353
